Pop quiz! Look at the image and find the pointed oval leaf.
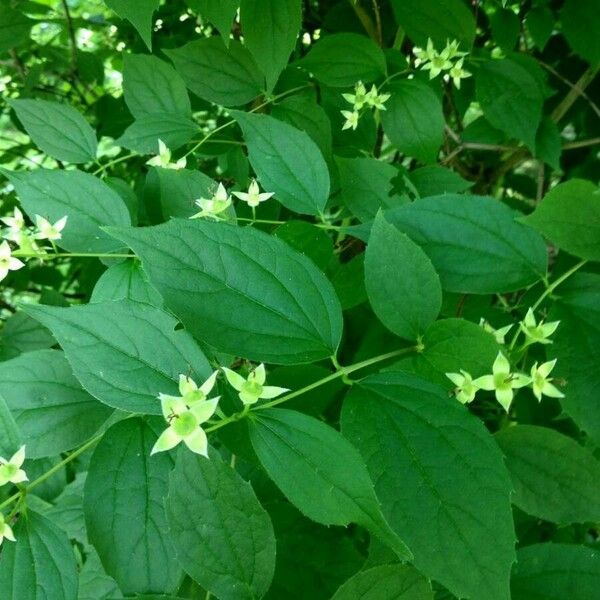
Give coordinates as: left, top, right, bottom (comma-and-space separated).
108, 220, 343, 364
248, 408, 412, 560
24, 300, 212, 414
84, 418, 181, 595
166, 449, 276, 600
91, 261, 162, 306
341, 372, 516, 600
105, 0, 159, 49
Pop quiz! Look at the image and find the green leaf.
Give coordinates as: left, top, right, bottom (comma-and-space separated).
535, 117, 562, 171
248, 408, 412, 561
24, 300, 212, 414
511, 543, 600, 600
521, 179, 600, 261
166, 449, 276, 599
526, 6, 554, 50
390, 0, 476, 47
0, 394, 21, 457
332, 564, 433, 600
273, 221, 334, 271
0, 6, 32, 53
395, 318, 500, 387
0, 349, 112, 458
232, 111, 330, 215
104, 0, 159, 49
365, 212, 442, 340
190, 0, 239, 44
0, 510, 78, 600
0, 311, 55, 359
489, 8, 520, 51
551, 273, 600, 444
476, 57, 544, 150
153, 167, 216, 219
84, 418, 181, 595
1, 169, 131, 254
8, 99, 97, 163
78, 548, 122, 600
116, 113, 198, 154
299, 33, 386, 87
108, 220, 343, 364
164, 38, 263, 106
386, 194, 548, 293
342, 372, 516, 600
91, 261, 162, 306
381, 81, 445, 164
123, 54, 191, 118
240, 0, 302, 92
560, 0, 600, 66
496, 425, 600, 524
336, 157, 405, 222
409, 165, 472, 198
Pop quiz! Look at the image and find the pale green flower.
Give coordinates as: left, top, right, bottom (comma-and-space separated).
232, 179, 274, 208
422, 53, 454, 78
530, 359, 565, 402
222, 363, 289, 406
0, 513, 15, 547
519, 308, 560, 346
34, 215, 67, 241
0, 241, 25, 282
444, 39, 468, 61
146, 139, 186, 170
191, 183, 232, 220
365, 84, 390, 110
341, 110, 360, 131
1, 207, 25, 242
473, 352, 531, 412
413, 38, 437, 63
448, 58, 471, 89
342, 81, 368, 110
158, 371, 219, 414
446, 370, 479, 404
479, 318, 513, 344
0, 446, 28, 487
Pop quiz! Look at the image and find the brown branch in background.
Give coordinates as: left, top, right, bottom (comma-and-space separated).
347, 0, 379, 44
562, 137, 600, 150
371, 0, 383, 46
61, 0, 79, 72
536, 162, 545, 203
551, 65, 599, 123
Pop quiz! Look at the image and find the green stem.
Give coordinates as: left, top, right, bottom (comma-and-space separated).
13, 252, 133, 260
92, 152, 137, 176
236, 217, 342, 231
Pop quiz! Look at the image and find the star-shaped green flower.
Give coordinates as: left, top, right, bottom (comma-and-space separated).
222, 363, 289, 406
530, 359, 565, 402
446, 370, 479, 404
0, 513, 15, 547
519, 308, 560, 346
0, 446, 28, 487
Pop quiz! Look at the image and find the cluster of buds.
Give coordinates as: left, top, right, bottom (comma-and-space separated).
146, 139, 187, 170
0, 207, 68, 282
0, 446, 28, 547
340, 81, 390, 131
153, 363, 288, 458
447, 308, 563, 412
413, 38, 471, 89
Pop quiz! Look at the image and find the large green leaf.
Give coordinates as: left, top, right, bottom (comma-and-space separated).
365, 212, 442, 340
166, 449, 276, 599
298, 33, 386, 87
232, 111, 330, 215
560, 0, 600, 66
0, 311, 55, 360
108, 219, 343, 364
0, 349, 112, 458
8, 99, 97, 163
386, 194, 548, 293
123, 54, 191, 118
511, 543, 600, 600
84, 418, 181, 595
551, 273, 600, 443
342, 373, 516, 600
91, 261, 162, 306
381, 81, 445, 164
24, 300, 212, 414
0, 510, 78, 600
248, 408, 412, 560
190, 0, 239, 44
476, 57, 544, 149
0, 6, 32, 53
496, 425, 600, 524
1, 169, 131, 254
165, 38, 263, 106
390, 0, 476, 47
0, 394, 21, 457
521, 179, 600, 262
332, 564, 433, 600
104, 0, 159, 49
240, 0, 301, 91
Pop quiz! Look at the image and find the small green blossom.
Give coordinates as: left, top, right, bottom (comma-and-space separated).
479, 318, 513, 344
448, 58, 471, 89
232, 179, 274, 208
0, 241, 25, 282
222, 363, 289, 406
413, 38, 437, 63
0, 446, 28, 487
413, 38, 469, 85
364, 84, 390, 110
519, 308, 560, 346
146, 139, 187, 170
473, 352, 531, 412
444, 39, 468, 60
530, 359, 565, 402
342, 81, 368, 110
341, 110, 360, 131
446, 370, 479, 404
422, 53, 454, 78
1, 207, 25, 242
0, 513, 15, 547
35, 215, 68, 241
191, 182, 232, 220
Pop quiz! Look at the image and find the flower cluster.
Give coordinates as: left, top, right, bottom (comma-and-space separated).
447, 308, 563, 412
0, 446, 28, 548
153, 363, 288, 458
413, 38, 471, 88
340, 81, 390, 131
